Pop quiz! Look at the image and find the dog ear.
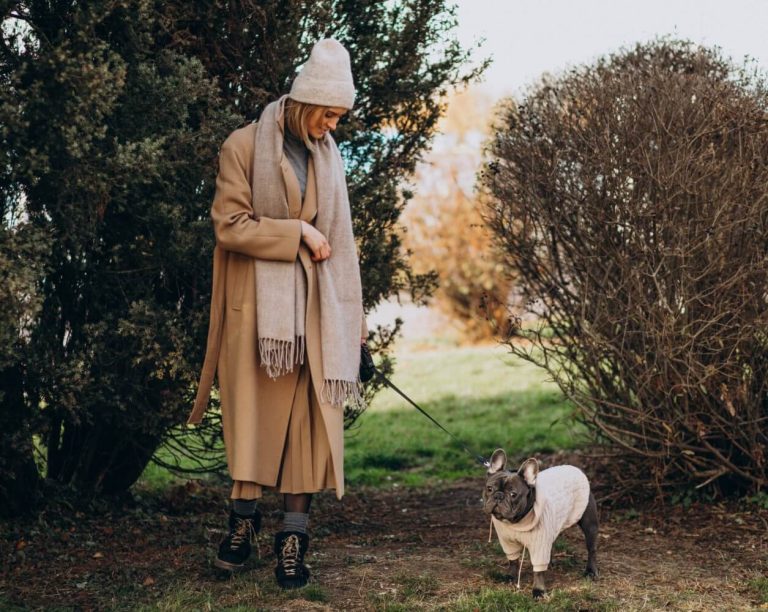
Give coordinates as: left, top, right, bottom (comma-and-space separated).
487, 449, 508, 475
518, 458, 540, 486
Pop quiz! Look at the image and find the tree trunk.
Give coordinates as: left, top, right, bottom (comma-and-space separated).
47, 419, 162, 494
0, 365, 41, 517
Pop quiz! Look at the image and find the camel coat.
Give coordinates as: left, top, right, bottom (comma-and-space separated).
187, 115, 366, 499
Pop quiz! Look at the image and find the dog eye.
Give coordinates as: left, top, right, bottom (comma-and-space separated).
508, 491, 517, 498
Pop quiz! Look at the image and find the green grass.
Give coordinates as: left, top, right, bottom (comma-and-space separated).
137, 344, 584, 491
135, 574, 328, 611
366, 572, 439, 610
396, 572, 439, 599
288, 583, 328, 603
746, 491, 768, 510
749, 576, 768, 604
134, 588, 217, 611
345, 345, 585, 488
137, 458, 189, 492
447, 585, 618, 611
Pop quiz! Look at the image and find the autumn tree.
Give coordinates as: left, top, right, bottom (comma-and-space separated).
405, 89, 510, 341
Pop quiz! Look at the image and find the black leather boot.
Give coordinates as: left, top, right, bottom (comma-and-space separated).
274, 530, 310, 588
214, 508, 261, 571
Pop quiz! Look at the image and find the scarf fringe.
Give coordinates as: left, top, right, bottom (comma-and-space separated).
321, 378, 365, 408
259, 336, 305, 379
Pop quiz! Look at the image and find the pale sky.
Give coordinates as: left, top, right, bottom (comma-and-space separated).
454, 0, 768, 99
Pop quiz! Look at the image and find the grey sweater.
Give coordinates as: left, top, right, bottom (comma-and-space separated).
283, 128, 309, 198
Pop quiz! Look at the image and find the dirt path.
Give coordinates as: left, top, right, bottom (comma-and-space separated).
2, 477, 767, 611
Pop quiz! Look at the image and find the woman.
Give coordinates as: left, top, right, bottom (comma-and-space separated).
186, 38, 367, 589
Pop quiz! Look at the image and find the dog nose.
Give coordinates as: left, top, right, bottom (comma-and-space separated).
493, 491, 504, 502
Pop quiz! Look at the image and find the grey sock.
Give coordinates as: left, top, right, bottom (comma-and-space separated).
283, 511, 309, 534
233, 498, 258, 516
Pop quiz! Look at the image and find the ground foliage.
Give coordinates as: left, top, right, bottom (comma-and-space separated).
0, 0, 485, 514
2, 452, 767, 610
483, 39, 768, 498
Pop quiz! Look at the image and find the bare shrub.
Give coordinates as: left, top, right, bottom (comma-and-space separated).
482, 40, 768, 496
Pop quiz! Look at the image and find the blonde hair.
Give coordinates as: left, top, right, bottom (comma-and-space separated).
284, 98, 325, 148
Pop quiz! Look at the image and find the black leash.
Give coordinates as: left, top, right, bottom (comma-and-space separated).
371, 367, 490, 469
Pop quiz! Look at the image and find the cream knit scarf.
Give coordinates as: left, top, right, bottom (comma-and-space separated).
251, 95, 363, 407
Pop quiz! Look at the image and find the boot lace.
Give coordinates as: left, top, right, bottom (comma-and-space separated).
229, 517, 257, 549
280, 534, 301, 576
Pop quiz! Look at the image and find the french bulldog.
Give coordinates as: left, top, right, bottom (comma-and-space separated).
482, 449, 599, 598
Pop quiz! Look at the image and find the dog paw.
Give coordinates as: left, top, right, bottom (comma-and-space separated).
584, 567, 599, 580
532, 588, 546, 599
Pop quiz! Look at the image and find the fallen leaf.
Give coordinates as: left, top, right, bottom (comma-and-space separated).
92, 552, 104, 559
142, 576, 155, 586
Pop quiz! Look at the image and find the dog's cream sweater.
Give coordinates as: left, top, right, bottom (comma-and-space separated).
491, 465, 591, 572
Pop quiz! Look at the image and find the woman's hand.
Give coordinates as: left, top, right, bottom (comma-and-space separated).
301, 221, 331, 262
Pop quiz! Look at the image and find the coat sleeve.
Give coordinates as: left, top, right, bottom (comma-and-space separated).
210, 141, 302, 261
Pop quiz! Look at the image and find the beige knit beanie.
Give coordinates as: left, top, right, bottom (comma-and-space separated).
289, 38, 356, 109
